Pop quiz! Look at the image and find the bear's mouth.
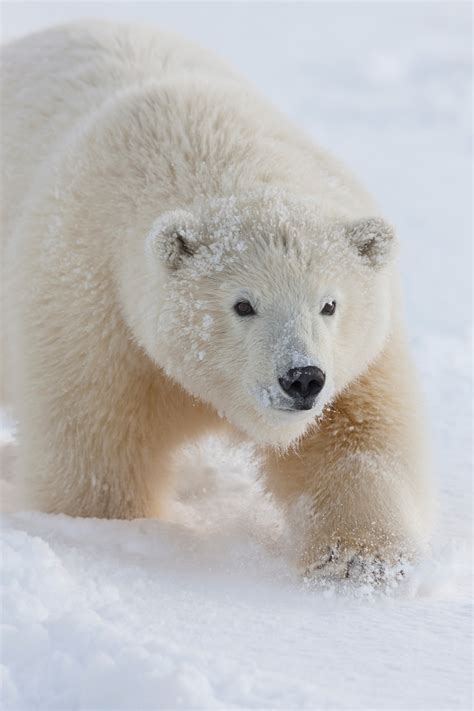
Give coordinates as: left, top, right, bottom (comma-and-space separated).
273, 405, 315, 414
255, 383, 321, 413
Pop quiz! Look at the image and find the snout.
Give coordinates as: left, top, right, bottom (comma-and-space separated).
278, 366, 326, 410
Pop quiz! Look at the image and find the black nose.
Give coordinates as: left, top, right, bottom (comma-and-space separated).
278, 366, 326, 408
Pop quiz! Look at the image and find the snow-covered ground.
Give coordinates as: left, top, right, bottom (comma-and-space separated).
1, 2, 472, 709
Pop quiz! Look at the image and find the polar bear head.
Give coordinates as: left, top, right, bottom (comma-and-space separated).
135, 191, 396, 447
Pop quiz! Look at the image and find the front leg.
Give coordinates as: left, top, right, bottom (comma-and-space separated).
263, 333, 433, 582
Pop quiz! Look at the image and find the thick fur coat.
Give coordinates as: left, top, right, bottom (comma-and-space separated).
1, 22, 433, 578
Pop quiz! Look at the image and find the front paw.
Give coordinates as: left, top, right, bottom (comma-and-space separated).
302, 541, 407, 587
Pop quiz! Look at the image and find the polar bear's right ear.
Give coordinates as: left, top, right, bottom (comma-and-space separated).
146, 210, 199, 270
345, 217, 396, 268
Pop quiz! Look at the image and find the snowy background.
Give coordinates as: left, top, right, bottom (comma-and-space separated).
1, 2, 472, 709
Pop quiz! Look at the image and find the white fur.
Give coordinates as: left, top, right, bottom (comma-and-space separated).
1, 22, 433, 574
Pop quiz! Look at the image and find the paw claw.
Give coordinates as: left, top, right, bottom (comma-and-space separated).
303, 546, 408, 587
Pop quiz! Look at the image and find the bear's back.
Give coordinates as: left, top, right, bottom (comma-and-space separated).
0, 21, 240, 233
1, 20, 378, 256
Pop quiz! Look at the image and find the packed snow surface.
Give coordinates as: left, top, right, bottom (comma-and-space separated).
1, 3, 472, 709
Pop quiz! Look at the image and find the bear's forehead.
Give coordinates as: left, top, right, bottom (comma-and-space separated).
196, 196, 349, 260
184, 227, 353, 287
199, 193, 322, 237
176, 191, 360, 283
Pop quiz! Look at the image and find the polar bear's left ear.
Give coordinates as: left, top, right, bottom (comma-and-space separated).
146, 210, 199, 271
345, 217, 396, 268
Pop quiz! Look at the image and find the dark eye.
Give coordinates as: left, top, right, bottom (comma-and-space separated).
321, 300, 336, 316
234, 300, 256, 317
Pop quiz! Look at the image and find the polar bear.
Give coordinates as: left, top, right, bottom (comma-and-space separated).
1, 22, 433, 578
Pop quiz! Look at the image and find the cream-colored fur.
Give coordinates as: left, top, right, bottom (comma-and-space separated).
1, 22, 433, 576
